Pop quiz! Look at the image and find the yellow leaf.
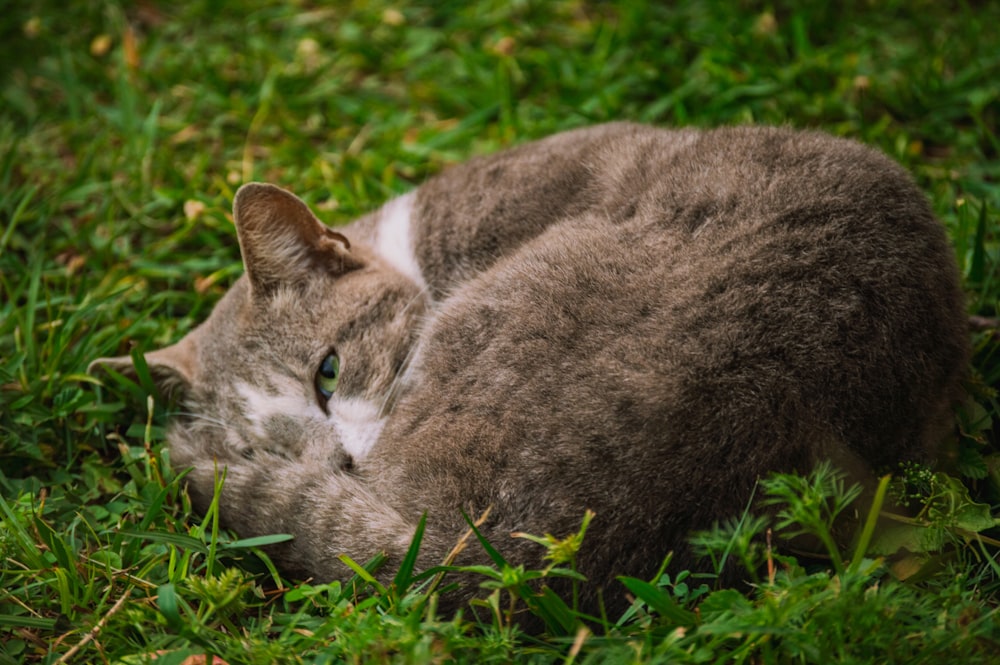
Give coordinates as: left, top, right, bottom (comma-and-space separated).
91, 34, 112, 57
183, 200, 206, 221
123, 25, 140, 71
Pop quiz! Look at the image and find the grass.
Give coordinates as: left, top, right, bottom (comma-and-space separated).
2, 0, 1000, 662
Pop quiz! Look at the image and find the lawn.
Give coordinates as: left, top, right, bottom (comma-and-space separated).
2, 1, 999, 662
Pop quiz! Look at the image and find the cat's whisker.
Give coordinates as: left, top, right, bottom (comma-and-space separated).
173, 411, 231, 431
400, 282, 433, 315
379, 338, 418, 419
376, 283, 434, 418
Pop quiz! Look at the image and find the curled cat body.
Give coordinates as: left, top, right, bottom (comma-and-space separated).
91, 123, 968, 614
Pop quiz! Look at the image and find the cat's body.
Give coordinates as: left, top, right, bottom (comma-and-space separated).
92, 123, 968, 613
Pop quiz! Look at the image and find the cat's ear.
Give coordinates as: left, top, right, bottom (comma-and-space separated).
233, 182, 363, 296
87, 336, 198, 399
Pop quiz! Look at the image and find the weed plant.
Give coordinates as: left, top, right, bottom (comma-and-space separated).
2, 1, 999, 662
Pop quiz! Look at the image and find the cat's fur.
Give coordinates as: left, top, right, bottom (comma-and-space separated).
91, 123, 969, 613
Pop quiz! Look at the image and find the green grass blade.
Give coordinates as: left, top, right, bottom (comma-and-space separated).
118, 528, 210, 553
849, 473, 892, 574
461, 510, 509, 568
969, 201, 988, 282
157, 582, 183, 632
0, 614, 58, 630
338, 554, 388, 595
221, 534, 294, 550
0, 184, 37, 254
529, 586, 579, 636
617, 576, 698, 627
392, 512, 427, 592
0, 494, 45, 569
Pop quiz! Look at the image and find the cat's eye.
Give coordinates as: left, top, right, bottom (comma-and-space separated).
316, 352, 340, 400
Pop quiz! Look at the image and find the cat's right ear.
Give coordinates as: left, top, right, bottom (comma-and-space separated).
87, 336, 197, 399
233, 182, 363, 297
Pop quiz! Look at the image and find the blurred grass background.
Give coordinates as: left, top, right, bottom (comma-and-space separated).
1, 1, 999, 662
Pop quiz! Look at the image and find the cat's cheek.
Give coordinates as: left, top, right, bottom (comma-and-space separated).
234, 380, 320, 449
328, 396, 386, 460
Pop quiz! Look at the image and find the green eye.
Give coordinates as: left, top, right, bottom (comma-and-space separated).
316, 352, 340, 399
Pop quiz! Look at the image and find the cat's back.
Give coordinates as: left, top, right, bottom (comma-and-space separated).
413, 123, 956, 292
577, 122, 947, 239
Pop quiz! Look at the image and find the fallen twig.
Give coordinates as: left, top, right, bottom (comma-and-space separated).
55, 590, 131, 664
969, 315, 1000, 331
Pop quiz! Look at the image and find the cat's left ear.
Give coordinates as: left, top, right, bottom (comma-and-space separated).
87, 335, 198, 400
233, 182, 363, 296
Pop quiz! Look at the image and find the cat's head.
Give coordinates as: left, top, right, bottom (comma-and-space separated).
90, 183, 427, 471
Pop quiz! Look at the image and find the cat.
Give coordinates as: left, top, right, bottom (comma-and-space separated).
90, 122, 969, 616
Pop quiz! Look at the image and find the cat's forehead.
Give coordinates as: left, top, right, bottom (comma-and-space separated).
209, 271, 350, 328
196, 266, 422, 366
247, 268, 391, 324
190, 276, 322, 367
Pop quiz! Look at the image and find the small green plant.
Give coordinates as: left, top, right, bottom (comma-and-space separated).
614, 464, 999, 663
448, 510, 591, 637
760, 462, 863, 573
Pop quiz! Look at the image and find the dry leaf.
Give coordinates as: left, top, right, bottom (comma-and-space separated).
491, 36, 516, 57
194, 274, 219, 294
171, 124, 200, 144
148, 651, 229, 665
66, 255, 86, 276
184, 200, 206, 221
315, 197, 339, 212
754, 12, 777, 36
123, 24, 140, 71
179, 656, 229, 665
383, 8, 405, 26
23, 17, 41, 38
91, 34, 113, 57
889, 554, 927, 581
134, 0, 168, 27
55, 251, 86, 276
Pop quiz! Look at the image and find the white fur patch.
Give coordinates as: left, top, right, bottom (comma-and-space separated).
236, 381, 384, 460
374, 192, 426, 291
329, 396, 386, 459
236, 380, 314, 438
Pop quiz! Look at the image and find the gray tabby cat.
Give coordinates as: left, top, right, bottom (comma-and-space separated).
91, 123, 968, 613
